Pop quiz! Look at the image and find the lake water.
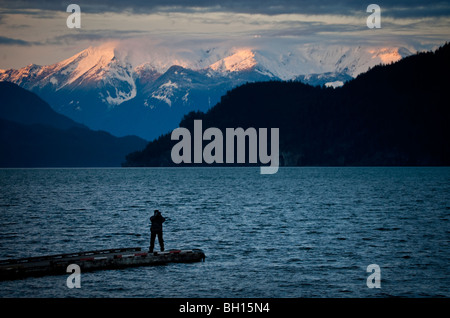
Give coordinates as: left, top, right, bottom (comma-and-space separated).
0, 167, 449, 298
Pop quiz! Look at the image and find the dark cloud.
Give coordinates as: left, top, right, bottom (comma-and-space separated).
46, 29, 148, 45
259, 21, 364, 38
1, 0, 450, 18
0, 36, 35, 46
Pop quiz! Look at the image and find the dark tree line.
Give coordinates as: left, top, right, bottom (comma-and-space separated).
123, 43, 450, 167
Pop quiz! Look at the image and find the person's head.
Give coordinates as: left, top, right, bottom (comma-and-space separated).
154, 209, 161, 216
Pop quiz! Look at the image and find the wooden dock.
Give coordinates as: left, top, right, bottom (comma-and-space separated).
0, 247, 206, 281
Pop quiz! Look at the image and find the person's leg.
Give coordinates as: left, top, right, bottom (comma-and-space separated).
149, 231, 156, 252
157, 231, 164, 252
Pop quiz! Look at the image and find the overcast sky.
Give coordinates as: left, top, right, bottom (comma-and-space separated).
0, 0, 449, 68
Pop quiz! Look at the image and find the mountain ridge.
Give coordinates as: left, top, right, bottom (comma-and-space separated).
0, 81, 147, 167
0, 42, 412, 140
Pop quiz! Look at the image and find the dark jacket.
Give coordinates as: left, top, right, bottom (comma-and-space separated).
150, 213, 166, 232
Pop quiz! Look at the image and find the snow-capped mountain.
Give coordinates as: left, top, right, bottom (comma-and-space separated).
0, 42, 412, 140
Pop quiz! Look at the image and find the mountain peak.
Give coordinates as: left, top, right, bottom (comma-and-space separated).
368, 47, 408, 64
209, 48, 257, 73
56, 42, 118, 86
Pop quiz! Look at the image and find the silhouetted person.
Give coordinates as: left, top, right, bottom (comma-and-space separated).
149, 209, 165, 253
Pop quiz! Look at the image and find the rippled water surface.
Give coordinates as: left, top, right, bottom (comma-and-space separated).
0, 167, 449, 297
